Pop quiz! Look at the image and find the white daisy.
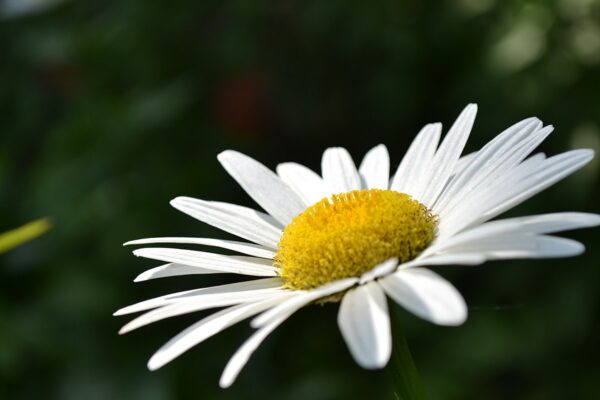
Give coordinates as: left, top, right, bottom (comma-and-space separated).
116, 104, 600, 388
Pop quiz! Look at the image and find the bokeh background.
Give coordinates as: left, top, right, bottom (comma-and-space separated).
1, 0, 599, 399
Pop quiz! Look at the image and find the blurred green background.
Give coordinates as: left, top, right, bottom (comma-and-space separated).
1, 0, 599, 399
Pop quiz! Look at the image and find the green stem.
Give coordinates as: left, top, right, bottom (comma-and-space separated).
387, 306, 428, 400
0, 218, 51, 254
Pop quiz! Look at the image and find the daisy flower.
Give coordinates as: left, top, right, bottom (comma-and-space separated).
116, 104, 599, 388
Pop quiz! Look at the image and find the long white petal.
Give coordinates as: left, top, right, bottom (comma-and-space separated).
147, 294, 292, 371
337, 282, 391, 369
402, 253, 487, 268
493, 212, 600, 234
322, 147, 362, 194
379, 268, 467, 326
220, 311, 291, 388
437, 154, 549, 239
171, 197, 282, 249
113, 278, 284, 316
217, 150, 305, 225
125, 237, 275, 259
438, 125, 553, 219
134, 263, 218, 282
119, 288, 286, 334
276, 162, 328, 205
454, 152, 477, 176
133, 248, 278, 276
390, 123, 441, 196
433, 117, 544, 214
438, 234, 585, 259
251, 277, 358, 328
358, 144, 390, 190
419, 104, 478, 207
481, 150, 594, 221
427, 212, 600, 255
438, 150, 591, 238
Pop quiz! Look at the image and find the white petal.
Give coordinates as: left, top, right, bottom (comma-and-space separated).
251, 277, 358, 328
114, 288, 199, 316
322, 147, 362, 194
379, 268, 467, 326
220, 309, 292, 388
147, 294, 292, 371
113, 278, 284, 316
390, 123, 441, 196
500, 212, 600, 234
359, 258, 398, 284
132, 256, 271, 283
437, 234, 585, 259
119, 288, 286, 334
454, 151, 477, 176
428, 212, 600, 255
171, 197, 282, 249
438, 125, 553, 219
276, 162, 328, 205
419, 104, 478, 207
443, 152, 546, 231
125, 237, 275, 259
433, 117, 544, 214
402, 253, 487, 268
134, 263, 218, 282
218, 150, 306, 225
337, 282, 391, 369
133, 248, 278, 276
436, 154, 549, 240
358, 144, 390, 190
481, 150, 594, 221
438, 150, 591, 238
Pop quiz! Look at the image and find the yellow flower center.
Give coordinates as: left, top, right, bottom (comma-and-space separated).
276, 189, 438, 291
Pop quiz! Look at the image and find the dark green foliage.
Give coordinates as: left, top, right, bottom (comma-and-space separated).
1, 1, 599, 399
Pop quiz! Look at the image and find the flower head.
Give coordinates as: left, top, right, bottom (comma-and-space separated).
277, 189, 437, 291
116, 104, 599, 387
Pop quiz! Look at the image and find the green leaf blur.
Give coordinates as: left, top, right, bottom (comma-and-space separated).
0, 218, 51, 254
1, 1, 599, 399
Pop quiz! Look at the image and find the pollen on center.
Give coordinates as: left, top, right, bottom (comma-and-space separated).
276, 189, 438, 291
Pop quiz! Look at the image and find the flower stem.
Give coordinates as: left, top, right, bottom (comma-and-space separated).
387, 306, 428, 400
0, 218, 52, 254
